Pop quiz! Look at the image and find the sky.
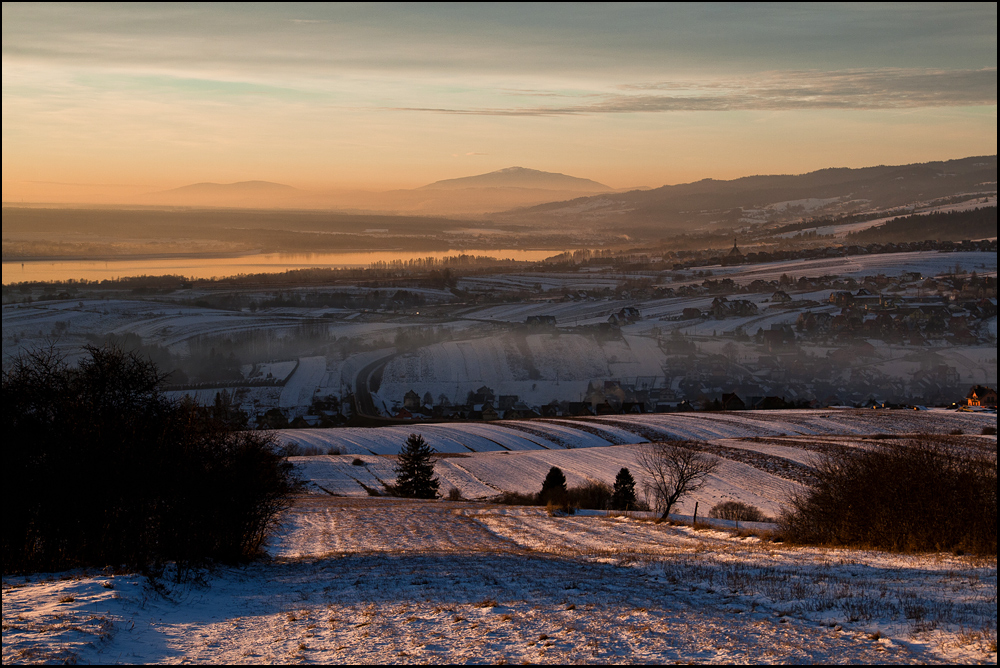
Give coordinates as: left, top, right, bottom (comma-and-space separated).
2, 2, 996, 203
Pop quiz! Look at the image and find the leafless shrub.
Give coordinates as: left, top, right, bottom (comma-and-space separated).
780, 440, 997, 554
566, 480, 612, 510
983, 427, 997, 436
283, 443, 329, 457
636, 441, 720, 522
447, 487, 463, 501
492, 491, 538, 506
709, 501, 769, 523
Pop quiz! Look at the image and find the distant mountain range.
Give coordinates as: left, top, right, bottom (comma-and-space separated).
144, 181, 301, 207
157, 180, 299, 196
141, 169, 616, 214
419, 167, 610, 192
135, 158, 997, 225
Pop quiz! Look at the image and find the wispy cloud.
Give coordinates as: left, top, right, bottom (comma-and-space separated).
21, 180, 149, 187
394, 68, 997, 116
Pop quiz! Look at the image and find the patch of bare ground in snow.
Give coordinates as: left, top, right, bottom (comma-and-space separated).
3, 497, 995, 664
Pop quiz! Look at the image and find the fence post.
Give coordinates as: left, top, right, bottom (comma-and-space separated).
692, 501, 699, 526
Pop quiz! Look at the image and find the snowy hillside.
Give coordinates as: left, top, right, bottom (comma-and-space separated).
285, 409, 996, 516
5, 496, 995, 664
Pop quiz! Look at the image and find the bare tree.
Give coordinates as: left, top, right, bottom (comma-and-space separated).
636, 441, 719, 522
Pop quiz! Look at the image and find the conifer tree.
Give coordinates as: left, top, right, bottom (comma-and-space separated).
539, 466, 567, 504
394, 433, 440, 499
610, 467, 637, 510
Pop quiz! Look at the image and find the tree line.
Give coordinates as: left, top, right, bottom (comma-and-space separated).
846, 206, 996, 244
2, 346, 298, 574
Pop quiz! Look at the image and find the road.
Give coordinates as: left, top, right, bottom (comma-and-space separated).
353, 351, 398, 418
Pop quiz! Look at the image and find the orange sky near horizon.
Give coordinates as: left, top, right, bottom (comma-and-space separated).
2, 4, 996, 205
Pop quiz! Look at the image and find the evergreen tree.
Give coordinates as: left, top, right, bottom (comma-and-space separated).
610, 467, 637, 510
539, 466, 567, 504
394, 433, 440, 499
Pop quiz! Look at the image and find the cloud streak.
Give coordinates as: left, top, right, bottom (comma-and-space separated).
393, 68, 997, 116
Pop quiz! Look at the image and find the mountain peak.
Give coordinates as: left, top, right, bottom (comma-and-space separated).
420, 167, 610, 192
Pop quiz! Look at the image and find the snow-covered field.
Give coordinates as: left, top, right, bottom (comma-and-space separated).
279, 409, 997, 456
3, 411, 996, 664
4, 496, 996, 664
284, 409, 996, 519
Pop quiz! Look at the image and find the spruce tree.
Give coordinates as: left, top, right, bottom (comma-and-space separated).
539, 466, 568, 504
394, 433, 440, 499
610, 467, 637, 510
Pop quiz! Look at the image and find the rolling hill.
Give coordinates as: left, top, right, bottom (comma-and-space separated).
498, 155, 998, 234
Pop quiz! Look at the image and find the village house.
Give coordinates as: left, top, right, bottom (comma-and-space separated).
710, 296, 758, 319
403, 389, 422, 411
608, 306, 642, 326
966, 385, 997, 408
770, 290, 792, 303
720, 392, 746, 410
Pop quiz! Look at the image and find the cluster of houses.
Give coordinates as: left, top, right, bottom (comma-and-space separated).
524, 306, 644, 330
809, 290, 996, 344
683, 267, 995, 347
379, 381, 999, 423
388, 381, 658, 421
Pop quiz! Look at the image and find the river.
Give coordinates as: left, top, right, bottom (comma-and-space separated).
2, 249, 557, 284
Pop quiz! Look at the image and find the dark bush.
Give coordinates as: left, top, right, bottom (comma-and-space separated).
983, 427, 997, 436
780, 440, 996, 554
493, 480, 646, 512
351, 457, 366, 466
2, 346, 298, 574
708, 500, 768, 523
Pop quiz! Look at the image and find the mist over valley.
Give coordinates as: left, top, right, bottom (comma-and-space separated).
3, 4, 996, 665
